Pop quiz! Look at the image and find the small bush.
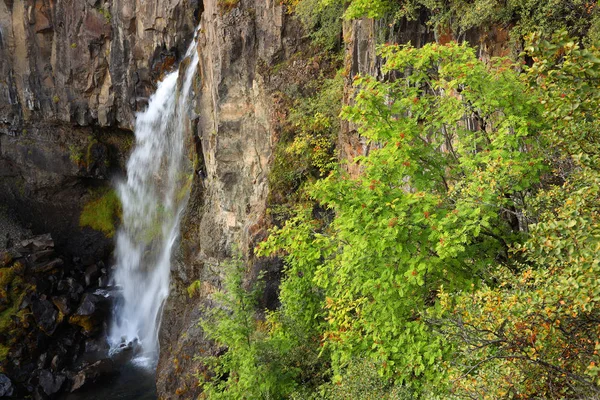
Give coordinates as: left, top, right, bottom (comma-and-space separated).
68, 144, 84, 165
268, 69, 343, 221
217, 0, 239, 15
318, 358, 417, 400
291, 0, 344, 50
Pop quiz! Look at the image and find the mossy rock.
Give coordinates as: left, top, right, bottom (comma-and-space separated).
79, 189, 122, 238
68, 314, 99, 336
0, 263, 28, 365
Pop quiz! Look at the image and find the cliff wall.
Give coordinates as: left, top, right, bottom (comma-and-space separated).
0, 0, 199, 259
156, 0, 305, 396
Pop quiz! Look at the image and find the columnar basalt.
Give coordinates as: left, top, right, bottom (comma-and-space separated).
0, 0, 200, 259
0, 0, 200, 396
155, 0, 308, 396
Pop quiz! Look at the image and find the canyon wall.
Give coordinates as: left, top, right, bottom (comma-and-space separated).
0, 0, 199, 259
156, 0, 304, 396
0, 0, 200, 396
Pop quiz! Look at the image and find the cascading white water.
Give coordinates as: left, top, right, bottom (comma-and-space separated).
108, 30, 199, 365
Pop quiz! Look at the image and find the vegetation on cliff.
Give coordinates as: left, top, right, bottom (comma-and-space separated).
79, 189, 122, 238
196, 1, 600, 399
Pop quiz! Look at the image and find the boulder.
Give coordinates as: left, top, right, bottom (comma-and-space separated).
70, 359, 116, 392
52, 295, 74, 316
57, 278, 84, 301
38, 369, 65, 396
31, 298, 58, 335
75, 293, 101, 316
17, 235, 53, 253
84, 264, 100, 287
0, 374, 14, 397
27, 250, 56, 264
30, 258, 64, 273
68, 293, 109, 336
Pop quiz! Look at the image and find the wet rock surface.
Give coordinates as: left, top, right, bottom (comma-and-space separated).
156, 0, 306, 396
0, 234, 116, 398
0, 0, 201, 261
0, 374, 14, 397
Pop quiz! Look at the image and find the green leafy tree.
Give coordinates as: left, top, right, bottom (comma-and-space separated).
432, 32, 600, 399
261, 41, 548, 393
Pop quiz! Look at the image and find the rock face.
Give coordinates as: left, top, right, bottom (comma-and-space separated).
0, 0, 199, 130
0, 374, 14, 397
155, 0, 304, 396
0, 0, 200, 259
339, 16, 512, 177
340, 17, 436, 177
0, 1, 202, 396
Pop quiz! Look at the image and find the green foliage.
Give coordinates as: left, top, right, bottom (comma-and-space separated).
316, 358, 418, 399
197, 257, 303, 399
394, 0, 598, 40
68, 136, 103, 168
524, 30, 600, 169
0, 262, 27, 365
309, 0, 599, 46
436, 168, 600, 398
262, 41, 548, 393
286, 71, 343, 175
268, 68, 343, 222
323, 0, 392, 20
201, 10, 600, 398
431, 33, 600, 399
293, 0, 344, 50
187, 280, 201, 298
79, 188, 122, 238
68, 144, 84, 165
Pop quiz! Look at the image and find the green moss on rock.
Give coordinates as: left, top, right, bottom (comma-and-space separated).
79, 189, 122, 238
0, 263, 28, 366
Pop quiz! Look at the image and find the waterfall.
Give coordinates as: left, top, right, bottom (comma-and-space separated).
108, 29, 200, 366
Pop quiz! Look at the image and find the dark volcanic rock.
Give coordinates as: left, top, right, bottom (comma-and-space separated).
84, 264, 101, 287
68, 293, 110, 336
0, 233, 115, 397
30, 258, 64, 273
38, 369, 65, 396
32, 298, 58, 335
17, 235, 54, 253
52, 295, 74, 316
57, 278, 84, 301
0, 374, 14, 397
75, 293, 100, 316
